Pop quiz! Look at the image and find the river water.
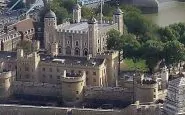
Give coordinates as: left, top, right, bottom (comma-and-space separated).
143, 1, 185, 27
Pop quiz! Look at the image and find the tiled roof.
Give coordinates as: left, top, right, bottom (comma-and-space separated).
40, 54, 105, 67
9, 18, 35, 32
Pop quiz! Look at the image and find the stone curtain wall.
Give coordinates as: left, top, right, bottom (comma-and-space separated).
0, 104, 68, 115
12, 81, 61, 97
84, 86, 132, 101
0, 104, 162, 115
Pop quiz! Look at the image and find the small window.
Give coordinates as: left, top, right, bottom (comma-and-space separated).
75, 41, 79, 46
86, 71, 88, 75
76, 97, 79, 100
93, 78, 96, 82
93, 72, 96, 75
79, 70, 81, 73
42, 68, 45, 71
50, 75, 52, 78
76, 91, 79, 94
43, 74, 45, 78
57, 68, 60, 72
67, 41, 70, 44
84, 42, 87, 46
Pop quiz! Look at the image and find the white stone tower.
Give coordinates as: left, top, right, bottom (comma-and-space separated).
161, 65, 169, 90
113, 7, 124, 34
73, 4, 81, 23
88, 17, 99, 57
44, 10, 57, 50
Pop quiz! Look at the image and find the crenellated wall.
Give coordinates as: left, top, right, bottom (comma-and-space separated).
84, 86, 132, 101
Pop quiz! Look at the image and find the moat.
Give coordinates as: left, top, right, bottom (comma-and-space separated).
144, 1, 185, 26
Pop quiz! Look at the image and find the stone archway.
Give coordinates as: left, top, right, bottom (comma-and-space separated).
83, 48, 88, 56
75, 47, 80, 56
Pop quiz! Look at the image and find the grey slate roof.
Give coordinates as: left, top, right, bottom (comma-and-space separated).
45, 10, 56, 18
0, 51, 17, 60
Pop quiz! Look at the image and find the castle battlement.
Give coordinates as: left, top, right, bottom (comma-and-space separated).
98, 20, 114, 25
57, 29, 87, 34
61, 71, 86, 83
84, 86, 128, 92
13, 81, 59, 88
136, 82, 158, 89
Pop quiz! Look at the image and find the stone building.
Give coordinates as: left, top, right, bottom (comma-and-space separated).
0, 18, 35, 51
135, 74, 159, 103
163, 75, 185, 115
0, 42, 118, 105
44, 4, 124, 57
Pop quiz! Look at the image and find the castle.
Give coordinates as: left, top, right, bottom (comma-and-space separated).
44, 4, 123, 57
0, 1, 184, 115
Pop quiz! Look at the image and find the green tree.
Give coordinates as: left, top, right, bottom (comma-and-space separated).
107, 29, 122, 50
164, 40, 185, 65
158, 27, 178, 42
51, 0, 69, 24
141, 40, 164, 73
122, 33, 141, 58
124, 11, 154, 36
81, 6, 94, 19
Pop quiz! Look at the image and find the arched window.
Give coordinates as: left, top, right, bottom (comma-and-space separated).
75, 41, 79, 46
83, 49, 88, 56
66, 46, 71, 55
75, 48, 80, 56
58, 47, 62, 53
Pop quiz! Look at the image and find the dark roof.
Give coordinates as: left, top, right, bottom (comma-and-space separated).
114, 7, 123, 15
45, 10, 56, 18
39, 54, 104, 67
0, 51, 17, 60
9, 18, 35, 33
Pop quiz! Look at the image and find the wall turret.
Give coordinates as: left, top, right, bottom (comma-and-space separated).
135, 74, 159, 103
161, 65, 169, 90
61, 71, 86, 106
88, 17, 99, 57
113, 7, 124, 34
73, 4, 81, 23
44, 10, 57, 50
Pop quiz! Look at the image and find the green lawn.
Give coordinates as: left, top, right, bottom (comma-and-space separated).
120, 59, 148, 72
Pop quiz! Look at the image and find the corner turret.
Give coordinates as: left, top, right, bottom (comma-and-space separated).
44, 10, 57, 50
113, 7, 124, 34
73, 4, 81, 23
88, 17, 99, 57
